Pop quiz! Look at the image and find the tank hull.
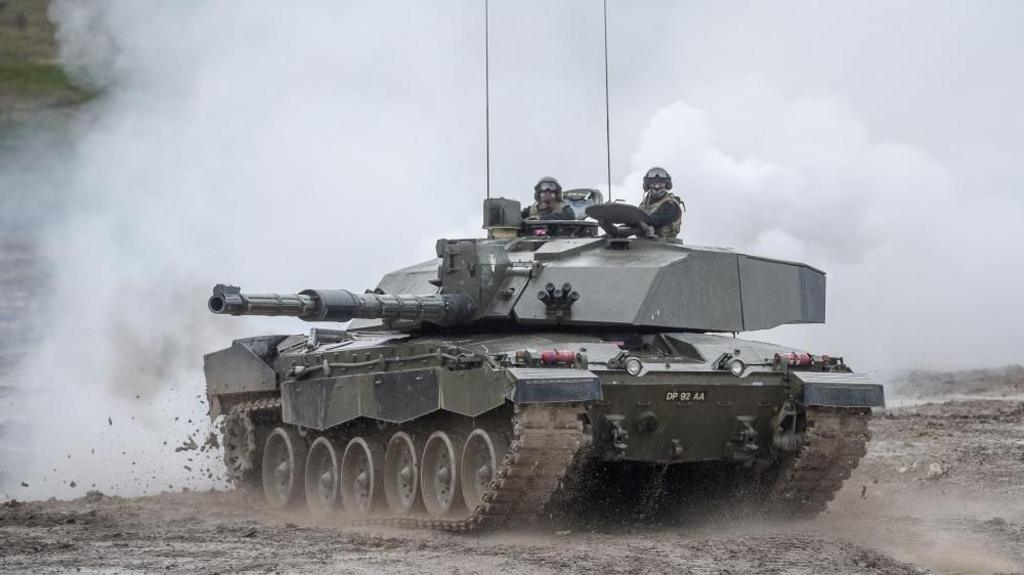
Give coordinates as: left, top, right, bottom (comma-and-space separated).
205, 329, 883, 527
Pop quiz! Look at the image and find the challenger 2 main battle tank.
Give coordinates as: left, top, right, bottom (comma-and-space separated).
203, 198, 884, 530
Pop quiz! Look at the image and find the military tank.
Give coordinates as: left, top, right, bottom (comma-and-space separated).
203, 198, 884, 530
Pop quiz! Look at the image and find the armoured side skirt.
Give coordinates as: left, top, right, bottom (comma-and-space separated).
203, 336, 287, 417
282, 370, 442, 430
280, 366, 602, 431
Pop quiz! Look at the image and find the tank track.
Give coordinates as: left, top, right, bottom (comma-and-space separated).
225, 397, 282, 430
767, 405, 871, 516
237, 397, 281, 411
223, 398, 282, 484
366, 403, 585, 531
225, 399, 584, 531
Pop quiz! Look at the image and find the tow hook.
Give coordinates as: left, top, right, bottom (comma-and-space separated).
670, 439, 684, 460
772, 400, 805, 453
729, 416, 760, 464
604, 415, 629, 459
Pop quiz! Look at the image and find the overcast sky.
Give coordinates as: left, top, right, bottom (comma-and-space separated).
2, 0, 1023, 498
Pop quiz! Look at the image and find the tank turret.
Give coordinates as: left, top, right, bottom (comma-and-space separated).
203, 197, 881, 529
210, 199, 824, 332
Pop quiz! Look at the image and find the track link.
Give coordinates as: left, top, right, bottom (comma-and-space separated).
228, 397, 282, 422
767, 405, 872, 516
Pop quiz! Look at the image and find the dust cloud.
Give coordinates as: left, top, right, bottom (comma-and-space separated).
2, 0, 491, 499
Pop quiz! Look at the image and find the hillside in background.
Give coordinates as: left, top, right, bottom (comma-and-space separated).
885, 365, 1024, 399
0, 0, 89, 121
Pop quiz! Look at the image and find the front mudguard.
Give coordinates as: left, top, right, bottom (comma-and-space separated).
792, 372, 885, 408
504, 368, 603, 403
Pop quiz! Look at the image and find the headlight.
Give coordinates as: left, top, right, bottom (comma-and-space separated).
728, 358, 746, 377
625, 357, 644, 376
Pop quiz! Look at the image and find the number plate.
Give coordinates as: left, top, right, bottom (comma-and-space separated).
664, 391, 707, 402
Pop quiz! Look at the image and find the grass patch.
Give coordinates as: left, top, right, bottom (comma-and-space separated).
0, 60, 92, 119
0, 61, 80, 95
0, 0, 94, 115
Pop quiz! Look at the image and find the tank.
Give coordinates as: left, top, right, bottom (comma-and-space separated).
203, 198, 884, 529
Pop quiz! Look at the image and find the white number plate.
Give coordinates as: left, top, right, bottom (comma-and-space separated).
665, 391, 707, 402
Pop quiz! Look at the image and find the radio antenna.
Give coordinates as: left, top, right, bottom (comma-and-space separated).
484, 0, 492, 199
602, 0, 612, 202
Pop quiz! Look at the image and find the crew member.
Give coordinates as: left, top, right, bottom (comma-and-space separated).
639, 167, 683, 238
522, 176, 575, 220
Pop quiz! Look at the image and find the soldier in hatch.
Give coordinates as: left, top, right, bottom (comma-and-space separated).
522, 176, 575, 221
639, 167, 683, 238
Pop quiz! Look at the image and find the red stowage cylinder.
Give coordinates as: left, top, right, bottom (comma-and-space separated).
776, 352, 813, 367
540, 349, 576, 364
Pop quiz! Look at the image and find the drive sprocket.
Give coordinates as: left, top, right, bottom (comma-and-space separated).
222, 409, 258, 484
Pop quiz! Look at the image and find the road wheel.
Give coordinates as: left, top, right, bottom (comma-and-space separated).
261, 426, 308, 510
383, 431, 419, 515
340, 437, 379, 517
460, 428, 507, 510
304, 436, 341, 518
421, 430, 462, 517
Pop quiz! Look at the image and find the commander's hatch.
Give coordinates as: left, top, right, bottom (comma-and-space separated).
562, 188, 604, 220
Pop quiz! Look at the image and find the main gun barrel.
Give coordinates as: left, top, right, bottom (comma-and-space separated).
208, 284, 476, 325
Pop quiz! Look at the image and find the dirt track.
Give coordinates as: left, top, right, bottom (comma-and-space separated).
2, 398, 1022, 574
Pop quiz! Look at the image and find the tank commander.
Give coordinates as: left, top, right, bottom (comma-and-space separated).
522, 176, 575, 221
639, 167, 683, 238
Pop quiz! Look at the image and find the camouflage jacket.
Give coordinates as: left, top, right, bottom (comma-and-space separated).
522, 200, 575, 221
639, 193, 683, 238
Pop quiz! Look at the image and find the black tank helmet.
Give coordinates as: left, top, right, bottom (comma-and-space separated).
534, 176, 563, 201
642, 167, 672, 191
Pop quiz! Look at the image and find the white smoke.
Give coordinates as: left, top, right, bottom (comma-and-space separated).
611, 79, 1024, 373
4, 0, 491, 499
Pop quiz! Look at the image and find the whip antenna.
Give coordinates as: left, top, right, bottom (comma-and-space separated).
602, 0, 612, 201
485, 0, 491, 199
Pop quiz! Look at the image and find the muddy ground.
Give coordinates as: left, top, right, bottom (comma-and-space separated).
1, 398, 1022, 575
